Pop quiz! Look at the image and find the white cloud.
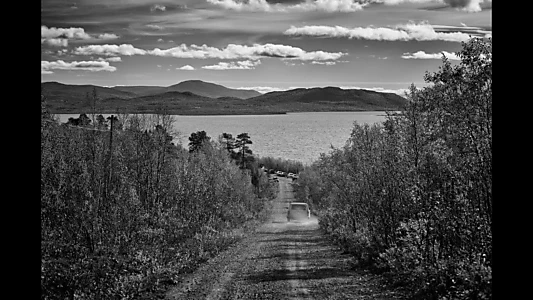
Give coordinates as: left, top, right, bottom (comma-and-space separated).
284, 22, 474, 42
41, 26, 119, 47
233, 86, 286, 94
207, 0, 489, 13
97, 56, 122, 62
290, 0, 369, 12
311, 61, 337, 65
97, 33, 120, 40
41, 26, 92, 40
373, 0, 488, 12
202, 60, 261, 70
151, 4, 166, 12
74, 44, 148, 56
376, 0, 434, 3
177, 65, 195, 70
41, 38, 68, 47
74, 43, 345, 61
442, 0, 484, 12
206, 0, 369, 12
401, 50, 460, 60
147, 24, 164, 30
41, 60, 117, 73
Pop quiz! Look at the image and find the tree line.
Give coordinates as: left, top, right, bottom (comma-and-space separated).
41, 97, 276, 299
256, 156, 305, 174
293, 37, 492, 299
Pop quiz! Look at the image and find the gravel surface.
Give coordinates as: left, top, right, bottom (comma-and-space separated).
165, 177, 406, 300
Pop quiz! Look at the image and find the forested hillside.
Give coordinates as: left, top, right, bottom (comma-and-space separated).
293, 37, 492, 299
41, 104, 276, 299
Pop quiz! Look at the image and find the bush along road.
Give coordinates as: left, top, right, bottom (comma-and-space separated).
165, 177, 406, 300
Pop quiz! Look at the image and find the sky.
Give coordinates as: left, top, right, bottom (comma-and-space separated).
41, 0, 492, 95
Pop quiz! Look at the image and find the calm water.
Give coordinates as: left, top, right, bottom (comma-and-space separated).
56, 112, 388, 165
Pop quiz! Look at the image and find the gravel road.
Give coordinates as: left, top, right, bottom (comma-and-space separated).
165, 177, 406, 300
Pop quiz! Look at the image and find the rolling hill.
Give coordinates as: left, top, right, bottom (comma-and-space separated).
245, 86, 407, 111
41, 82, 138, 112
41, 81, 407, 114
166, 80, 262, 99
111, 80, 262, 99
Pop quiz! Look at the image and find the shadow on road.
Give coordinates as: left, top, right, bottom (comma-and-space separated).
247, 266, 354, 284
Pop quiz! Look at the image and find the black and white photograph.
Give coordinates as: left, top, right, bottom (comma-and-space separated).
41, 0, 492, 299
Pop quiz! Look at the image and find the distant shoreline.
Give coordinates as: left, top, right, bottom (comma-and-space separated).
51, 109, 404, 116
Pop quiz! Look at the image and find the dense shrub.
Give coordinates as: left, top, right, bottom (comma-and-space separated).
293, 37, 492, 299
41, 111, 275, 299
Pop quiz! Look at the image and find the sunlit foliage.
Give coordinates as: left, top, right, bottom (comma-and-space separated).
294, 37, 492, 299
41, 109, 275, 299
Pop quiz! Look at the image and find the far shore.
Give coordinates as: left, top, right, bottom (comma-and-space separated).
51, 109, 403, 116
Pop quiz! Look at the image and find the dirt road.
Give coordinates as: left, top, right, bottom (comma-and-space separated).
166, 177, 405, 300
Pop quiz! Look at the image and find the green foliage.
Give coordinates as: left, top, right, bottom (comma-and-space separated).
41, 113, 275, 299
293, 37, 492, 299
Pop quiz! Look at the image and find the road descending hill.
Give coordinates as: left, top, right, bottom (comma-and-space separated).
165, 177, 406, 300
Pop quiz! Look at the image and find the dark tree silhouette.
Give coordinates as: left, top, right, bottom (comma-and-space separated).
188, 130, 211, 153
96, 114, 108, 129
235, 133, 253, 168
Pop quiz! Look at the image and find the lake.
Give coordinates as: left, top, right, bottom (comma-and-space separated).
56, 112, 389, 165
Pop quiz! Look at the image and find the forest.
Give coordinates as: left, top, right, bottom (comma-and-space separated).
293, 37, 492, 299
41, 101, 276, 299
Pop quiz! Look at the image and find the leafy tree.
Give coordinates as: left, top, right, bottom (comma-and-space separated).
292, 37, 492, 299
78, 113, 91, 126
235, 133, 254, 168
96, 114, 108, 129
41, 112, 273, 299
188, 130, 211, 153
221, 133, 236, 152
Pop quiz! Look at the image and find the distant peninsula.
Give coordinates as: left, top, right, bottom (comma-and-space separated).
41, 80, 407, 115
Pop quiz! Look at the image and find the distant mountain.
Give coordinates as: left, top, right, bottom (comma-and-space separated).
41, 81, 137, 100
246, 86, 407, 111
41, 81, 138, 112
167, 80, 261, 99
41, 81, 407, 115
109, 80, 262, 99
111, 85, 169, 97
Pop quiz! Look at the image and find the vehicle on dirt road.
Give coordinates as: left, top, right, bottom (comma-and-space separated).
287, 202, 311, 222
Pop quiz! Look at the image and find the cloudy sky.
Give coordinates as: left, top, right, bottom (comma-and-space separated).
41, 0, 492, 94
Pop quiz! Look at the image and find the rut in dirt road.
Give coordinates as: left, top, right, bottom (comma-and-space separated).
166, 177, 406, 300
